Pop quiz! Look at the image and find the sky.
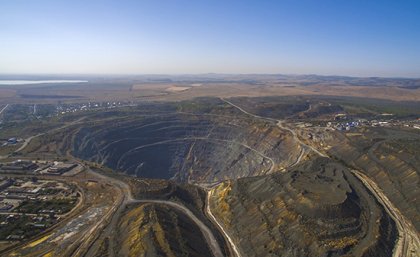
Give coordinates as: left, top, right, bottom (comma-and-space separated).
1, 0, 420, 77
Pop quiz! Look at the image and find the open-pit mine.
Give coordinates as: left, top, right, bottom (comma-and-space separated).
0, 76, 419, 257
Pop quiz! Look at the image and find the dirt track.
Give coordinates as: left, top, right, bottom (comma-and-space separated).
222, 96, 420, 257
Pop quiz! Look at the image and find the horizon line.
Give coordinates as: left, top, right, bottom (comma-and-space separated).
0, 72, 419, 80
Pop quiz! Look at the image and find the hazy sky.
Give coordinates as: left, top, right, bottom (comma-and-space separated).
1, 0, 420, 77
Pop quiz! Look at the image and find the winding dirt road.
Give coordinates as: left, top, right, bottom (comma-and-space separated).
82, 168, 225, 257
221, 98, 317, 163
221, 97, 420, 257
134, 198, 225, 257
206, 189, 243, 257
352, 170, 420, 257
14, 117, 86, 154
114, 136, 275, 174
0, 104, 9, 115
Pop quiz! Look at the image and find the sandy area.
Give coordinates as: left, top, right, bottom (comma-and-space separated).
165, 86, 192, 92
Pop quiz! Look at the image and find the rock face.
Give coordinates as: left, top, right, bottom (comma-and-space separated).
72, 102, 301, 183
325, 130, 420, 231
66, 98, 404, 257
209, 158, 397, 257
117, 203, 213, 257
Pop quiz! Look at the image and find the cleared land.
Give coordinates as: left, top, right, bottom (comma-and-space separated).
0, 75, 419, 257
1, 75, 419, 104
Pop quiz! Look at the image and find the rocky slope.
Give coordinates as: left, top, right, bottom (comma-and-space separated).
40, 97, 406, 257
209, 158, 397, 257
322, 128, 420, 231
72, 100, 301, 183
117, 203, 213, 257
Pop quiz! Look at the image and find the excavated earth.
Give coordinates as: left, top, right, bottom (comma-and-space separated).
209, 157, 397, 257
72, 99, 301, 183
64, 97, 406, 257
320, 128, 420, 232
116, 203, 213, 257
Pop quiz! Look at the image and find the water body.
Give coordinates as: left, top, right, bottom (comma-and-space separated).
0, 80, 88, 85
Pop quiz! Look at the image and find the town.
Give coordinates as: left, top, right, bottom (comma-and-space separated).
0, 160, 81, 176
294, 113, 420, 132
0, 176, 79, 241
55, 101, 136, 116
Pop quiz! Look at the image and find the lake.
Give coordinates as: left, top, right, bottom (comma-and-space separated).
0, 80, 88, 85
